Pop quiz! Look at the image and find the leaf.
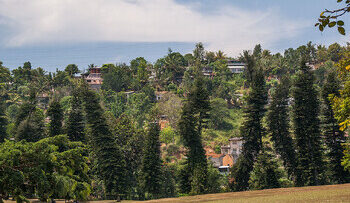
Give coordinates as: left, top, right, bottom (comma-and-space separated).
319, 25, 324, 32
338, 26, 346, 35
329, 21, 337, 27
320, 11, 325, 17
337, 0, 343, 2
337, 20, 344, 26
315, 23, 320, 27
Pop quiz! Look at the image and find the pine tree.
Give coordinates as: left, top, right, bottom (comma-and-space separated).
249, 142, 281, 190
82, 86, 126, 200
231, 67, 267, 191
267, 76, 297, 179
178, 76, 210, 194
47, 99, 63, 137
321, 71, 349, 183
140, 122, 162, 199
15, 102, 45, 142
292, 62, 325, 186
110, 114, 144, 199
0, 101, 8, 143
66, 90, 85, 142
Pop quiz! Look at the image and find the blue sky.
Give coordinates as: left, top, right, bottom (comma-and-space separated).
0, 0, 348, 72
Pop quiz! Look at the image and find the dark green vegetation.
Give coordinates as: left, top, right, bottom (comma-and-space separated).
1, 41, 350, 202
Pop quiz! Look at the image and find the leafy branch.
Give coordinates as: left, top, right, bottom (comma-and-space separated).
315, 0, 350, 35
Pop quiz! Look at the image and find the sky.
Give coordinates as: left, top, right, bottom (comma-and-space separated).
0, 0, 349, 72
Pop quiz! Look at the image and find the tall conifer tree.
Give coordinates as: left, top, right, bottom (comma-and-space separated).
0, 101, 8, 142
292, 62, 325, 186
47, 99, 63, 137
140, 122, 162, 199
82, 86, 126, 200
231, 67, 267, 191
321, 71, 349, 183
178, 76, 210, 194
267, 76, 297, 179
66, 90, 85, 142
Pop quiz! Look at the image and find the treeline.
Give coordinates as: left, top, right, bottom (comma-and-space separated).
0, 41, 350, 202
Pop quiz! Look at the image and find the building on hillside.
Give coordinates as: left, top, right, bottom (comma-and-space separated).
205, 145, 235, 174
202, 66, 215, 77
227, 60, 246, 73
83, 66, 103, 90
221, 137, 244, 163
155, 91, 168, 101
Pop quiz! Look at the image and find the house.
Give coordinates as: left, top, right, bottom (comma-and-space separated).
84, 67, 103, 90
206, 153, 225, 168
202, 66, 214, 77
221, 137, 244, 163
155, 91, 168, 101
227, 60, 246, 74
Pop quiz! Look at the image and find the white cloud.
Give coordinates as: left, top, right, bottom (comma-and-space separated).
0, 0, 307, 56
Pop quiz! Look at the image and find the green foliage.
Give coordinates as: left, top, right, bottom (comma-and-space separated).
0, 101, 8, 143
321, 71, 350, 183
316, 0, 349, 35
82, 86, 126, 199
160, 126, 177, 145
178, 76, 210, 195
292, 62, 325, 186
231, 66, 267, 191
47, 99, 64, 137
101, 64, 131, 92
0, 135, 90, 202
15, 103, 45, 142
64, 64, 80, 77
208, 98, 232, 130
267, 76, 297, 179
140, 122, 162, 199
66, 90, 85, 142
249, 144, 282, 190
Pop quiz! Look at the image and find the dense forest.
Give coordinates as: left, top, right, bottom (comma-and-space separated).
1, 41, 350, 202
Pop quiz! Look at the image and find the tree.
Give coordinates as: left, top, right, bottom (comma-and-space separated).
230, 67, 267, 191
66, 90, 85, 142
328, 43, 343, 62
156, 92, 182, 130
82, 85, 126, 200
65, 64, 80, 77
0, 135, 90, 202
242, 50, 255, 86
249, 143, 282, 190
193, 42, 205, 62
321, 71, 349, 183
316, 0, 348, 35
267, 76, 297, 179
47, 99, 64, 137
15, 102, 45, 142
109, 114, 144, 199
101, 64, 131, 92
178, 76, 210, 194
0, 101, 8, 143
140, 122, 162, 199
292, 62, 325, 186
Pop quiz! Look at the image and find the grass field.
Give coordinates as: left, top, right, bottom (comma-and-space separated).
4, 184, 350, 203
136, 184, 350, 203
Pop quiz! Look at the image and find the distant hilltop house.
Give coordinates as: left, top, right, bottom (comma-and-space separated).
83, 66, 103, 90
227, 60, 246, 74
201, 60, 246, 77
205, 137, 244, 173
155, 91, 168, 101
